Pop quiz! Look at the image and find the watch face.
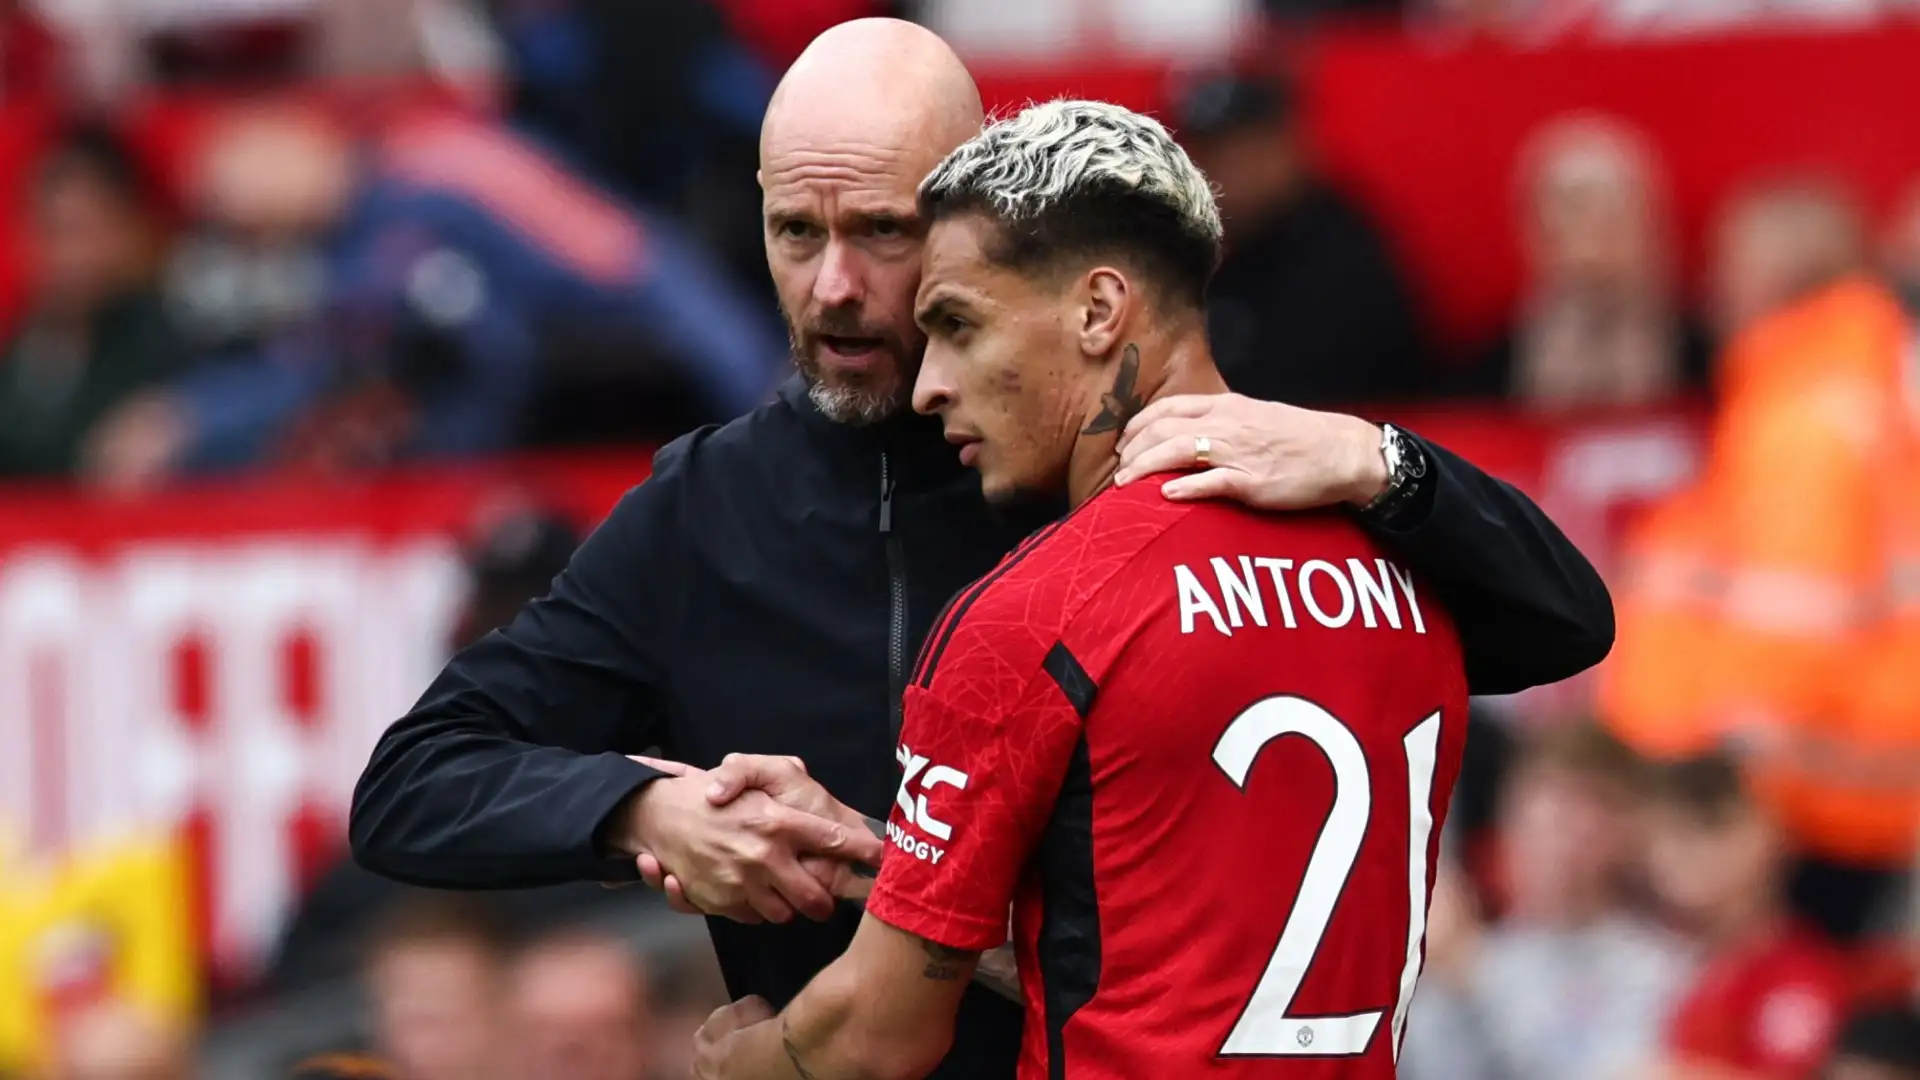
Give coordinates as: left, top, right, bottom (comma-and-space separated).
1403, 439, 1428, 479
1386, 426, 1426, 481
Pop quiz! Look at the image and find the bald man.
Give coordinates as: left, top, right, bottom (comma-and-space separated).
756, 18, 983, 429
354, 18, 1613, 1080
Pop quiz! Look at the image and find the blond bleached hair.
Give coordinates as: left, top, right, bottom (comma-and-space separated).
918, 99, 1224, 305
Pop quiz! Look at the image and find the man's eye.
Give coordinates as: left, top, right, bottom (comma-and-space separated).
942, 315, 969, 336
777, 220, 817, 240
871, 218, 904, 238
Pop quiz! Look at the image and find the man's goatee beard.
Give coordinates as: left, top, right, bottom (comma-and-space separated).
805, 376, 908, 427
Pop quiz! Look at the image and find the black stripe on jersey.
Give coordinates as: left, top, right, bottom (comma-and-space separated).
1042, 642, 1098, 718
912, 520, 1067, 689
1037, 734, 1100, 1080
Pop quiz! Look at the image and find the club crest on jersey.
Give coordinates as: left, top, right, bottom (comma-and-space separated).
892, 744, 969, 864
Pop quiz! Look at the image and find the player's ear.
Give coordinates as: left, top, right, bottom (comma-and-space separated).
1078, 267, 1129, 359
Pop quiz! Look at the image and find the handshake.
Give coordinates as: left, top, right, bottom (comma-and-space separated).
601, 754, 887, 924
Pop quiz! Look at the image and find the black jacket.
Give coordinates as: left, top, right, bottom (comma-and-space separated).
350, 376, 1612, 1077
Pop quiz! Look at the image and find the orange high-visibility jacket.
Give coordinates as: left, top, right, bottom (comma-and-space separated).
1604, 278, 1920, 862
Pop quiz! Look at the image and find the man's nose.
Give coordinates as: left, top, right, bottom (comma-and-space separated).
813, 239, 864, 309
912, 346, 954, 417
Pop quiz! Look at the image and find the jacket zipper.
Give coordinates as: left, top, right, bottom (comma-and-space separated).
880, 452, 908, 738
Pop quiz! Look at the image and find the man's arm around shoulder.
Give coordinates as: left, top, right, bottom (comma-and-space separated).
1112, 394, 1615, 695
1364, 431, 1615, 693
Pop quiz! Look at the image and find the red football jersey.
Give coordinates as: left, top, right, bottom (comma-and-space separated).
867, 476, 1469, 1079
1668, 924, 1848, 1079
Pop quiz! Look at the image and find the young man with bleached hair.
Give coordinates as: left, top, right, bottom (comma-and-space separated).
690, 99, 1469, 1080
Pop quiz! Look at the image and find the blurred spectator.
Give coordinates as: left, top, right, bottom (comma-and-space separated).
156, 105, 335, 364
311, 0, 502, 93
360, 896, 511, 1080
1647, 753, 1849, 1079
644, 947, 730, 1080
1174, 69, 1427, 407
488, 0, 773, 297
507, 930, 653, 1080
1603, 178, 1915, 939
1709, 177, 1868, 348
1401, 722, 1692, 1080
1466, 114, 1710, 410
44, 999, 193, 1080
1827, 1006, 1920, 1080
88, 101, 784, 490
1444, 706, 1521, 912
0, 124, 189, 480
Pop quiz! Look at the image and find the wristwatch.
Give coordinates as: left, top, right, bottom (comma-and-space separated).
1359, 423, 1428, 522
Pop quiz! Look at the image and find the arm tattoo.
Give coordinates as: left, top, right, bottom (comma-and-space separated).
920, 938, 975, 982
848, 814, 1021, 999
847, 817, 1021, 1002
852, 816, 885, 879
780, 1015, 822, 1080
1081, 343, 1143, 435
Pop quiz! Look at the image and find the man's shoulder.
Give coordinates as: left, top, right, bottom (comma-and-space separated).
593, 390, 814, 546
913, 480, 1197, 696
1050, 477, 1392, 589
619, 382, 829, 505
651, 387, 810, 475
971, 480, 1200, 614
926, 478, 1380, 655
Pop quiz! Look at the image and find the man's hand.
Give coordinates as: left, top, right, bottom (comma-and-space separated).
693, 996, 776, 1080
641, 754, 883, 916
1113, 394, 1390, 508
606, 762, 882, 924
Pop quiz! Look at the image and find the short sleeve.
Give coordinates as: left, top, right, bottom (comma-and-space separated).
866, 674, 1084, 952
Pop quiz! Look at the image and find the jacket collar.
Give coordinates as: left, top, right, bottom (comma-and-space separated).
777, 374, 973, 486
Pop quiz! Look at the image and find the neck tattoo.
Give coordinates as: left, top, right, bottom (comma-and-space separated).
1081, 343, 1144, 436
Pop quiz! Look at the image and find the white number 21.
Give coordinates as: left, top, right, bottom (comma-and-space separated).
1211, 696, 1442, 1059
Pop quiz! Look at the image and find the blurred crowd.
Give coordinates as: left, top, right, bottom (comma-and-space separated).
3, 1, 1920, 485
1409, 717, 1920, 1080
5, 2, 1920, 487
34, 897, 733, 1080
18, 495, 740, 1080
3, 0, 1920, 1079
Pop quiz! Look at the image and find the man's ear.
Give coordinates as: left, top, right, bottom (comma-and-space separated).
1078, 268, 1131, 359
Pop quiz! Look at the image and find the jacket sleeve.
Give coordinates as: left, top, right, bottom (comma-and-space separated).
1360, 432, 1615, 696
349, 443, 694, 888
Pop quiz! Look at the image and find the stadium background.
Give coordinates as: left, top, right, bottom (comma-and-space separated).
1, 0, 1916, 1077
